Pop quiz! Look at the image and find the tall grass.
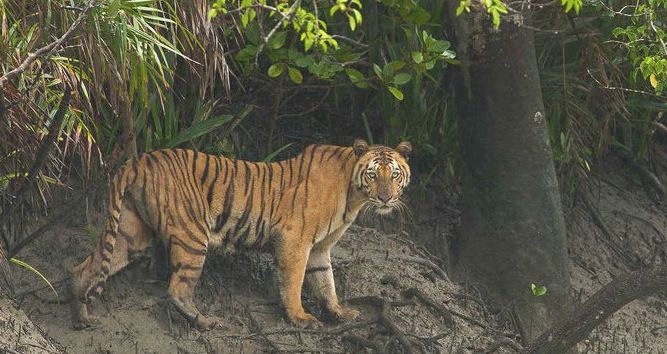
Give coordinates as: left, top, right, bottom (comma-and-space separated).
0, 0, 235, 249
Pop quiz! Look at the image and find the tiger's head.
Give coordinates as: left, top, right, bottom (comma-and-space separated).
352, 139, 412, 215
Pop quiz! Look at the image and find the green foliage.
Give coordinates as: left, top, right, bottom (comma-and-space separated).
208, 0, 460, 171
612, 0, 667, 95
263, 143, 293, 162
530, 283, 548, 297
561, 0, 583, 13
456, 0, 508, 27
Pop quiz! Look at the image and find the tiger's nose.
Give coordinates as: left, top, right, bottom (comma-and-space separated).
378, 192, 390, 203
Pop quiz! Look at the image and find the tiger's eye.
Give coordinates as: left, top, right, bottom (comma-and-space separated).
368, 171, 377, 179
392, 171, 400, 179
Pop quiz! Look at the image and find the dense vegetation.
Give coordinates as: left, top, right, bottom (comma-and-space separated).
1, 0, 666, 349
0, 0, 665, 194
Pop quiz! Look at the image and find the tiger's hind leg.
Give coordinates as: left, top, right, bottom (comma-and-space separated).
70, 202, 153, 329
166, 232, 221, 330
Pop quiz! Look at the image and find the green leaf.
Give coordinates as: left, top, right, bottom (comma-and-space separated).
268, 31, 287, 49
263, 143, 293, 162
427, 39, 451, 53
235, 45, 258, 62
241, 10, 250, 27
441, 49, 456, 60
393, 73, 412, 85
268, 63, 284, 78
11, 257, 58, 297
353, 9, 363, 24
348, 14, 356, 31
387, 86, 404, 100
288, 67, 303, 84
167, 114, 234, 148
491, 9, 500, 27
373, 63, 383, 80
345, 68, 368, 88
388, 61, 406, 72
412, 51, 424, 64
289, 49, 314, 68
530, 283, 548, 297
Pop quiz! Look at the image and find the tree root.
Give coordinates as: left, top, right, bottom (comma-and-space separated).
476, 336, 523, 353
523, 265, 667, 354
342, 334, 380, 351
581, 194, 638, 268
347, 295, 430, 354
402, 287, 456, 329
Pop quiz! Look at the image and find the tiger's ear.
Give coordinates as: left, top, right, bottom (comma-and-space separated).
395, 141, 412, 159
353, 139, 370, 158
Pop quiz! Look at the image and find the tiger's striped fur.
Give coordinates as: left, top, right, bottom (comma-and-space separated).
70, 139, 412, 329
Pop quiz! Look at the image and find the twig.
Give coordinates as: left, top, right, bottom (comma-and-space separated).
478, 336, 523, 353
581, 194, 638, 268
586, 68, 659, 97
254, 0, 301, 68
1, 89, 73, 262
616, 148, 666, 198
12, 90, 72, 198
0, 348, 22, 354
8, 183, 99, 259
347, 295, 417, 354
277, 88, 331, 119
342, 334, 380, 351
650, 325, 667, 335
653, 121, 667, 136
13, 276, 70, 301
245, 306, 280, 351
275, 347, 343, 353
0, 0, 98, 84
396, 255, 450, 281
402, 288, 456, 328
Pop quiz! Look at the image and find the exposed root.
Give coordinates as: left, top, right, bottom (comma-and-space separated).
402, 287, 456, 329
475, 336, 523, 353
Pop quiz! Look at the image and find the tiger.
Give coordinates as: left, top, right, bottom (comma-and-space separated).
70, 139, 412, 330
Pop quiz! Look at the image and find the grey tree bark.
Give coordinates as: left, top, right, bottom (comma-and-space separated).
448, 6, 571, 341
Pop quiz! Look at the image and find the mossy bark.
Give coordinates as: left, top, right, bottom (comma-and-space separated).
449, 8, 571, 341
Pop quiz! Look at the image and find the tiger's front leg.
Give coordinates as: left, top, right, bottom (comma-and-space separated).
274, 236, 322, 328
305, 246, 359, 321
166, 231, 222, 330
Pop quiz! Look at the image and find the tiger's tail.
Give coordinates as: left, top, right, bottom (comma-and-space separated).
72, 162, 136, 304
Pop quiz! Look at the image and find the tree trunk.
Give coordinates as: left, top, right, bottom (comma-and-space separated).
449, 8, 571, 341
0, 296, 63, 352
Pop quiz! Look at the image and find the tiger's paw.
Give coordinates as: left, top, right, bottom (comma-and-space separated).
290, 312, 323, 329
333, 306, 360, 322
73, 314, 100, 330
196, 315, 224, 331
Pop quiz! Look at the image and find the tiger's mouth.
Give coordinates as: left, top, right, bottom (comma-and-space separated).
375, 205, 394, 215
370, 200, 395, 215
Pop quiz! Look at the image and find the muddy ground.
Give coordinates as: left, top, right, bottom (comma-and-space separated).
3, 159, 667, 353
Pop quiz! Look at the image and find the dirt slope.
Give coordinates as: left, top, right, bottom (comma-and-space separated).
11, 224, 514, 353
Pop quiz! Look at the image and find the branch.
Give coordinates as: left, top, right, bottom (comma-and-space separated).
13, 90, 72, 198
0, 0, 98, 84
0, 89, 72, 252
254, 0, 301, 68
523, 265, 667, 353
